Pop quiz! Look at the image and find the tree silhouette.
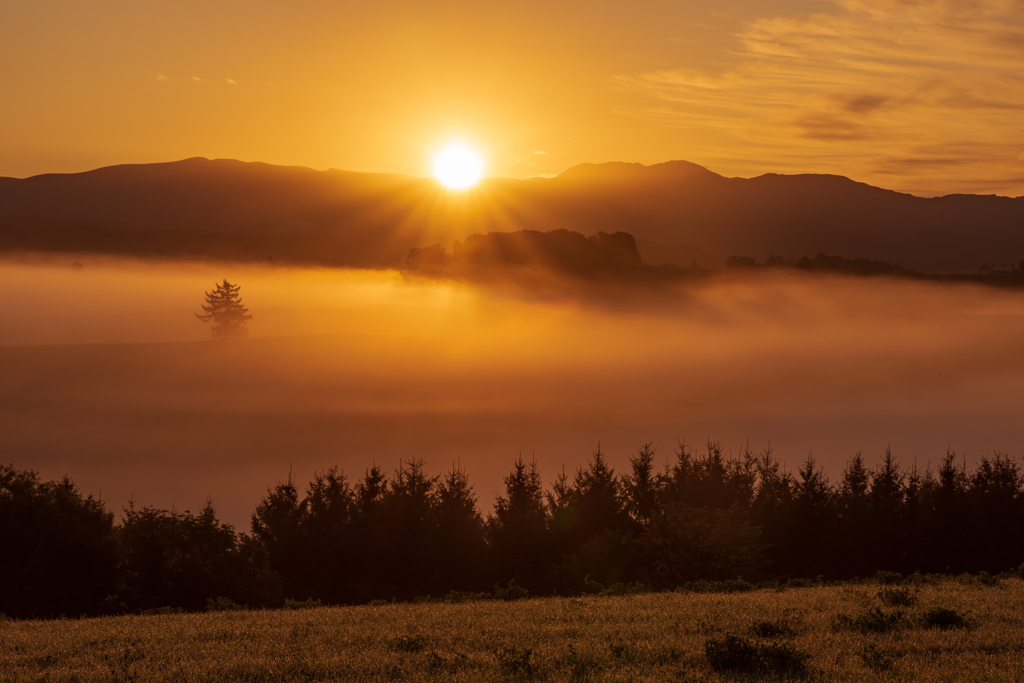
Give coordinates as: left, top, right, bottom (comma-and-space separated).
428, 464, 488, 594
196, 279, 252, 338
488, 458, 550, 590
623, 443, 658, 525
117, 500, 264, 612
0, 465, 117, 618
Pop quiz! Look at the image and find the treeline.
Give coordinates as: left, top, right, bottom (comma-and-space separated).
0, 465, 279, 619
727, 252, 917, 277
734, 251, 1024, 284
4, 443, 1024, 619
404, 229, 700, 285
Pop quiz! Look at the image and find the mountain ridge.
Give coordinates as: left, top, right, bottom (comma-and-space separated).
2, 157, 1023, 273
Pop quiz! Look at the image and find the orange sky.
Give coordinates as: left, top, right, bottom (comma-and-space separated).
2, 0, 1023, 196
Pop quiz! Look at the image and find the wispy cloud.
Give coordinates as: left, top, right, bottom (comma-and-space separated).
191, 76, 203, 83
156, 75, 168, 82
617, 0, 1024, 196
225, 78, 237, 85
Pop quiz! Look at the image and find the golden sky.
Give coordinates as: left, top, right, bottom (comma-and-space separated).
2, 0, 1023, 196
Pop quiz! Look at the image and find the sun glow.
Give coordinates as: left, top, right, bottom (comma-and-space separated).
432, 142, 484, 190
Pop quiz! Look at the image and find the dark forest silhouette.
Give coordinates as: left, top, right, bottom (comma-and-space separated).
4, 442, 1024, 619
407, 229, 1024, 290
405, 229, 683, 286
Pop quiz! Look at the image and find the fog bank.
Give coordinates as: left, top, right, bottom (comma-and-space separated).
3, 256, 1024, 529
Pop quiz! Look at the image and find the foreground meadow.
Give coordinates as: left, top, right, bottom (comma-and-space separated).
2, 577, 1023, 681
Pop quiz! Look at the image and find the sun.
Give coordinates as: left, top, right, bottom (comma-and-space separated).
432, 142, 484, 190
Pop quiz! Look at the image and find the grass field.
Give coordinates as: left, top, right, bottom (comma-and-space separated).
2, 577, 1023, 681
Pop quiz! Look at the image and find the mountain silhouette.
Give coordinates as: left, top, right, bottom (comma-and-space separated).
2, 157, 1023, 272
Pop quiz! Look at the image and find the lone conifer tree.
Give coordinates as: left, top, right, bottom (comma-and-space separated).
196, 279, 252, 338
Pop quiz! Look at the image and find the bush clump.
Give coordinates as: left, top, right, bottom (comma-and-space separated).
920, 607, 968, 630
493, 582, 530, 602
878, 586, 918, 608
494, 646, 537, 679
705, 634, 809, 677
976, 571, 1000, 587
205, 596, 244, 612
750, 618, 797, 638
859, 644, 902, 672
391, 634, 428, 653
834, 606, 904, 634
426, 650, 468, 673
444, 590, 489, 603
678, 579, 755, 594
140, 606, 183, 616
874, 571, 904, 585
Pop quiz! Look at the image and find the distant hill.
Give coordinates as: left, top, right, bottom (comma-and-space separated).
2, 157, 1023, 272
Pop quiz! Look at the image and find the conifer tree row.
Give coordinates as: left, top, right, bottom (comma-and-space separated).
4, 442, 1024, 618
249, 442, 1024, 599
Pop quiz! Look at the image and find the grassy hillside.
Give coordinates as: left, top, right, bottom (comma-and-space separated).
3, 577, 1023, 681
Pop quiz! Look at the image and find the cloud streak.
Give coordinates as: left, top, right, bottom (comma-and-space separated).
618, 0, 1024, 196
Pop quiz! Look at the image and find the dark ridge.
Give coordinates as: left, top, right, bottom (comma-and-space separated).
555, 159, 724, 184
2, 157, 1024, 273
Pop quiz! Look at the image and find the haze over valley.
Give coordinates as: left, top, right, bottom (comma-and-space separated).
4, 255, 1024, 529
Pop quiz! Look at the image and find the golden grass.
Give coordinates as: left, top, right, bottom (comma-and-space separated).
2, 578, 1024, 681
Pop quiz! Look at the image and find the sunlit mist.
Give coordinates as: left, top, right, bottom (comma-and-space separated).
432, 142, 484, 190
4, 255, 1024, 529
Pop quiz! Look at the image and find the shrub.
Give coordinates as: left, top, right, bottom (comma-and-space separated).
140, 606, 183, 616
907, 571, 939, 586
874, 571, 904, 585
426, 650, 467, 673
493, 581, 530, 602
920, 607, 968, 630
391, 635, 428, 653
581, 576, 604, 595
976, 571, 1000, 587
558, 644, 603, 679
750, 619, 797, 638
859, 644, 902, 672
608, 642, 635, 661
494, 646, 537, 678
705, 635, 809, 677
878, 586, 917, 608
284, 598, 322, 610
206, 596, 243, 612
834, 607, 904, 634
444, 590, 488, 603
678, 579, 755, 594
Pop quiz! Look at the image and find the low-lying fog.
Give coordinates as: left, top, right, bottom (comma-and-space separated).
3, 255, 1024, 530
